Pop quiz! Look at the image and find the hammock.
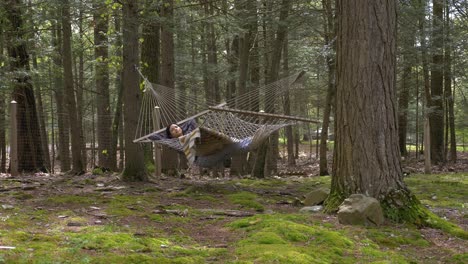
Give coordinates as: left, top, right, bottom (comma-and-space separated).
133, 70, 318, 167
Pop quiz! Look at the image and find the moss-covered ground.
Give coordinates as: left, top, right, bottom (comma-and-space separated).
0, 171, 466, 263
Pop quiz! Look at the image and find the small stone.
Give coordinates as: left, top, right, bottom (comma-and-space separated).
67, 222, 84, 227
300, 206, 323, 213
1, 205, 14, 210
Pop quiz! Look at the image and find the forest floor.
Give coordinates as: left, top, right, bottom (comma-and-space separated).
0, 150, 467, 263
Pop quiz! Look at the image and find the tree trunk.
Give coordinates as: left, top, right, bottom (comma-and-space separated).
319, 0, 335, 176
77, 4, 86, 169
51, 16, 70, 172
141, 0, 162, 172
398, 64, 411, 158
326, 0, 422, 223
266, 0, 291, 176
398, 7, 417, 157
160, 0, 179, 174
32, 54, 51, 171
62, 0, 85, 174
4, 0, 46, 173
283, 41, 295, 167
93, 1, 112, 170
121, 0, 147, 181
0, 96, 5, 172
444, 2, 456, 163
429, 0, 445, 164
110, 8, 123, 171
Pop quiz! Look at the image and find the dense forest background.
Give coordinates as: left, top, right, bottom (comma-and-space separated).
0, 0, 467, 177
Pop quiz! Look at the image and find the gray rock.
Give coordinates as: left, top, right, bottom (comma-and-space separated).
303, 187, 329, 206
337, 194, 384, 226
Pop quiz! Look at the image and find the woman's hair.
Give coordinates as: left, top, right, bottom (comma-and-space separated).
165, 125, 172, 138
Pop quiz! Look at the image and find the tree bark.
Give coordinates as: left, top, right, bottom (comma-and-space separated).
319, 0, 336, 176
110, 8, 123, 171
121, 0, 147, 181
429, 0, 445, 164
265, 0, 290, 176
4, 0, 46, 172
444, 2, 456, 163
93, 1, 112, 170
326, 0, 421, 223
160, 0, 179, 174
32, 54, 51, 171
62, 0, 85, 174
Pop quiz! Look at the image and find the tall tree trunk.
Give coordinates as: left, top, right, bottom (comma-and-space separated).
121, 0, 147, 181
429, 0, 445, 164
110, 8, 123, 171
282, 34, 295, 167
319, 0, 335, 176
51, 15, 70, 172
141, 0, 162, 172
0, 95, 5, 172
77, 3, 86, 168
94, 1, 112, 170
32, 54, 51, 171
398, 3, 418, 157
231, 0, 255, 176
160, 0, 179, 174
444, 2, 456, 163
62, 0, 85, 174
266, 0, 291, 176
4, 0, 46, 172
0, 27, 4, 172
325, 0, 420, 223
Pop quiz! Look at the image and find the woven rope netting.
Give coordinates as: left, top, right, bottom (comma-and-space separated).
134, 71, 316, 152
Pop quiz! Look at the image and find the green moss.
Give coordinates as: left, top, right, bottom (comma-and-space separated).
423, 209, 468, 239
228, 192, 264, 212
366, 227, 430, 248
92, 167, 104, 175
323, 190, 346, 213
12, 192, 34, 200
450, 253, 468, 264
228, 214, 357, 263
405, 173, 467, 209
235, 178, 287, 188
45, 194, 97, 207
105, 194, 152, 217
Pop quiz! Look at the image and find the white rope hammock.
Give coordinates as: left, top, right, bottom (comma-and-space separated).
133, 70, 318, 166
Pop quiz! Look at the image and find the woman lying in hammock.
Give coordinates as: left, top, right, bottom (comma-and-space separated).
165, 119, 197, 138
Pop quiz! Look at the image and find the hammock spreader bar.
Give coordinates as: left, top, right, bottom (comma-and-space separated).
208, 106, 320, 124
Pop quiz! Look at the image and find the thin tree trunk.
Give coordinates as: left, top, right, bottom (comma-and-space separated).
77, 3, 86, 168
32, 54, 51, 171
319, 0, 335, 176
94, 1, 112, 170
160, 0, 179, 174
62, 0, 85, 174
110, 8, 123, 171
266, 0, 291, 176
429, 0, 445, 164
121, 0, 147, 181
444, 2, 456, 162
0, 96, 5, 172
